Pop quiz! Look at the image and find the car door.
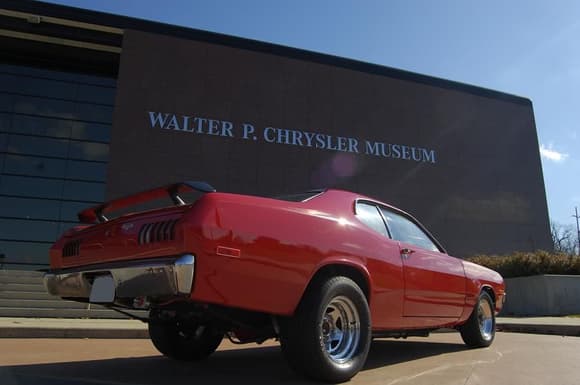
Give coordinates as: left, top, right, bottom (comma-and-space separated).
379, 207, 466, 318
354, 201, 405, 328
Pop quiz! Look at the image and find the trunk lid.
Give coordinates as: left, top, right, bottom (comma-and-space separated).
50, 181, 215, 269
53, 205, 190, 269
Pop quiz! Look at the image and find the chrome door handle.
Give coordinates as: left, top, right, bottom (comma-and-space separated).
401, 248, 415, 259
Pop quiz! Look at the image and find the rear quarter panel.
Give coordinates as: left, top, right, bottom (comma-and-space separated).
184, 191, 404, 326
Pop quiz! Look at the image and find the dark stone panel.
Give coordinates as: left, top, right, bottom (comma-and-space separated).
106, 30, 552, 257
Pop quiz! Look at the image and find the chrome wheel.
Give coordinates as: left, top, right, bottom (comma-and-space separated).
478, 297, 494, 341
321, 295, 361, 364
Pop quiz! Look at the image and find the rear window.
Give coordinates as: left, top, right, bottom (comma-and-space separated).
273, 191, 324, 202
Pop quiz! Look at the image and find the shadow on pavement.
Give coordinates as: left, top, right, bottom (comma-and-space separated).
2, 339, 466, 385
365, 338, 466, 370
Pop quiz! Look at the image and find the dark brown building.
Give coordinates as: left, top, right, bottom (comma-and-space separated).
0, 0, 552, 268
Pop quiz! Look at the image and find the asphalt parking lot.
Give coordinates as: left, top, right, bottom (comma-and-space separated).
1, 332, 579, 385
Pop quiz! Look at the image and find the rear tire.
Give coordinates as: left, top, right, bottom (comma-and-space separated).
459, 291, 495, 348
148, 313, 223, 361
280, 276, 371, 383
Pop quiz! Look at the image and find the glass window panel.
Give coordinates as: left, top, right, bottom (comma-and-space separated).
3, 154, 66, 178
66, 160, 107, 182
62, 180, 105, 202
0, 133, 6, 151
0, 64, 116, 87
77, 84, 116, 105
380, 208, 440, 252
0, 196, 60, 220
68, 141, 109, 161
0, 112, 10, 131
57, 222, 74, 238
71, 121, 111, 142
0, 93, 13, 113
13, 95, 76, 119
0, 240, 51, 266
74, 102, 113, 124
355, 202, 388, 237
0, 74, 19, 94
6, 135, 68, 158
60, 201, 91, 222
0, 73, 77, 100
10, 115, 72, 138
0, 218, 59, 242
0, 136, 5, 171
0, 175, 63, 199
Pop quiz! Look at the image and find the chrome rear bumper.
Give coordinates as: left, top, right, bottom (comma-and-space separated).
43, 254, 195, 302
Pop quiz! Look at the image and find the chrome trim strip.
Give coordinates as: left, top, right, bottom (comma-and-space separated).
137, 224, 144, 245
0, 29, 122, 53
0, 9, 124, 34
154, 222, 162, 242
169, 220, 177, 240
160, 221, 170, 241
144, 223, 153, 244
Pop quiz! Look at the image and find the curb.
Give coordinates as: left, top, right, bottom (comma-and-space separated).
2, 323, 579, 339
497, 323, 580, 337
0, 326, 148, 339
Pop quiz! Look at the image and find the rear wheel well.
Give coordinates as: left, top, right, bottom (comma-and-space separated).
305, 264, 370, 304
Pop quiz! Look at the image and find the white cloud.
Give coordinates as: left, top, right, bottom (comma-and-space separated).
540, 143, 569, 163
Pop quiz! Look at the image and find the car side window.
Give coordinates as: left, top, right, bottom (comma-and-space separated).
355, 202, 389, 237
380, 208, 440, 252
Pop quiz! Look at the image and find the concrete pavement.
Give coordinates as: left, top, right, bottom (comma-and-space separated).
1, 316, 580, 338
1, 333, 580, 385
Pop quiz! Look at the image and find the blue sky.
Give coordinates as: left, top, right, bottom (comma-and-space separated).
47, 0, 580, 226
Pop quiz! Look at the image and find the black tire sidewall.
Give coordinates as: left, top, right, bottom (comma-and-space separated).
281, 276, 371, 382
148, 316, 222, 361
478, 292, 496, 345
460, 291, 495, 348
316, 278, 371, 375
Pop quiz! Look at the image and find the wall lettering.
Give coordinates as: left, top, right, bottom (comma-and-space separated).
147, 111, 437, 164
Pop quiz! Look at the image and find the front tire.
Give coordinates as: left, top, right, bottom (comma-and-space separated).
148, 313, 223, 361
280, 276, 371, 383
459, 291, 496, 348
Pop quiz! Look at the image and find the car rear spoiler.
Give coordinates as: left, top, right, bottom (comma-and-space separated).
78, 181, 216, 224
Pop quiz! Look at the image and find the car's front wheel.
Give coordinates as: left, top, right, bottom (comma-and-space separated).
148, 313, 223, 361
280, 276, 371, 383
459, 291, 496, 347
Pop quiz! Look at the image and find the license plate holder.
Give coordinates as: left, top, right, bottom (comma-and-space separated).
89, 275, 115, 303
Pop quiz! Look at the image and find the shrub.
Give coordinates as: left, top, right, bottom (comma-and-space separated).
465, 250, 580, 278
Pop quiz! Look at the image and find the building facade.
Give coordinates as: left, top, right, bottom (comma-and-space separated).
0, 1, 552, 268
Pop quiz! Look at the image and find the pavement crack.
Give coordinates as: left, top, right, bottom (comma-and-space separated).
463, 363, 475, 385
384, 350, 503, 385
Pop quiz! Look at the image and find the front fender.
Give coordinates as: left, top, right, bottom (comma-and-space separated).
462, 260, 506, 316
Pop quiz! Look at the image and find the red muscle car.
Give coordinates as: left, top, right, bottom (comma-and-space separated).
44, 181, 505, 382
